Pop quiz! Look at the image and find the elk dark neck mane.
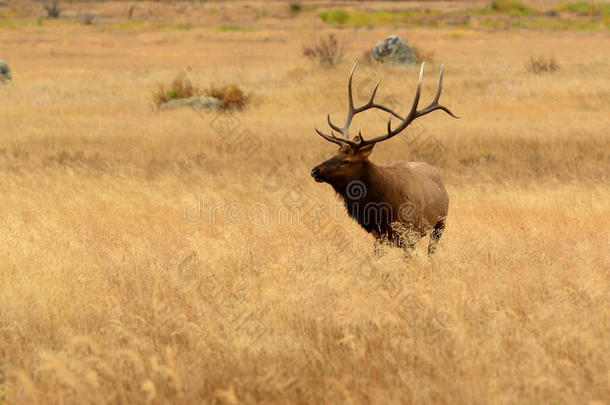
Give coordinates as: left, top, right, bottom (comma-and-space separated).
331, 161, 399, 235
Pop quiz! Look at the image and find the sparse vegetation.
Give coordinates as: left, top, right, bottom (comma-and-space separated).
217, 24, 252, 32
491, 0, 535, 16
153, 73, 200, 108
113, 19, 142, 29
257, 9, 269, 19
155, 22, 190, 30
319, 9, 442, 27
204, 84, 249, 110
526, 55, 560, 73
556, 1, 610, 17
314, 3, 609, 31
303, 33, 345, 66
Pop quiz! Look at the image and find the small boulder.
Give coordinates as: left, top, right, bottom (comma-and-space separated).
370, 35, 417, 65
160, 96, 220, 111
0, 60, 11, 82
76, 13, 95, 25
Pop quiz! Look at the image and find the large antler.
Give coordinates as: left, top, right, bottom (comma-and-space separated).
315, 61, 459, 148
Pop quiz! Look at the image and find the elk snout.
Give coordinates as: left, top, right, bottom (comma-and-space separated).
310, 166, 323, 182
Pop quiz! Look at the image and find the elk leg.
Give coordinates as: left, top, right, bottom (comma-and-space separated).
428, 220, 446, 256
397, 227, 420, 258
403, 232, 419, 258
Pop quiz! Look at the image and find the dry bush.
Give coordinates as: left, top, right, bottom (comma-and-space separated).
153, 73, 200, 108
413, 45, 436, 63
526, 55, 559, 73
205, 84, 249, 110
303, 34, 345, 67
43, 0, 62, 18
288, 2, 303, 15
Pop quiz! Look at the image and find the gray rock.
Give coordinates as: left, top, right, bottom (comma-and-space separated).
0, 60, 11, 82
76, 13, 95, 25
370, 35, 417, 65
160, 96, 220, 111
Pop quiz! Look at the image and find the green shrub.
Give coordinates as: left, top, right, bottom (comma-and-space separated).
491, 0, 534, 15
319, 9, 349, 24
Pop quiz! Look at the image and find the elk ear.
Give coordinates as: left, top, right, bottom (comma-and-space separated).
338, 144, 351, 153
358, 144, 374, 159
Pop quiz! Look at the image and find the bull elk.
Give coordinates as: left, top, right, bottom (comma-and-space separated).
310, 61, 459, 256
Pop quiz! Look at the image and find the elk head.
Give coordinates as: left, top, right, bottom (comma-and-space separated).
310, 61, 459, 187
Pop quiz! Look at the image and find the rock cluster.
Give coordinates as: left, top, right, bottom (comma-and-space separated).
160, 96, 220, 111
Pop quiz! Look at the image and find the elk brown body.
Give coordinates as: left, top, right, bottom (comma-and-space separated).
311, 61, 459, 255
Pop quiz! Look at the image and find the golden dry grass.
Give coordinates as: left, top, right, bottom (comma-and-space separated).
0, 1, 609, 404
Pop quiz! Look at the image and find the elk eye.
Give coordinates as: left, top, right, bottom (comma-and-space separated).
340, 159, 350, 165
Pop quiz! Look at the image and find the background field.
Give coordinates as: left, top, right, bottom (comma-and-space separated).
0, 1, 609, 404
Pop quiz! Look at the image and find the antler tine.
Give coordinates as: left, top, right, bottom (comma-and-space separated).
324, 60, 360, 140
347, 60, 358, 111
367, 82, 380, 105
324, 61, 352, 140
315, 127, 356, 147
326, 60, 358, 140
414, 64, 461, 119
327, 114, 343, 134
335, 60, 359, 139
406, 62, 425, 120
432, 64, 444, 104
